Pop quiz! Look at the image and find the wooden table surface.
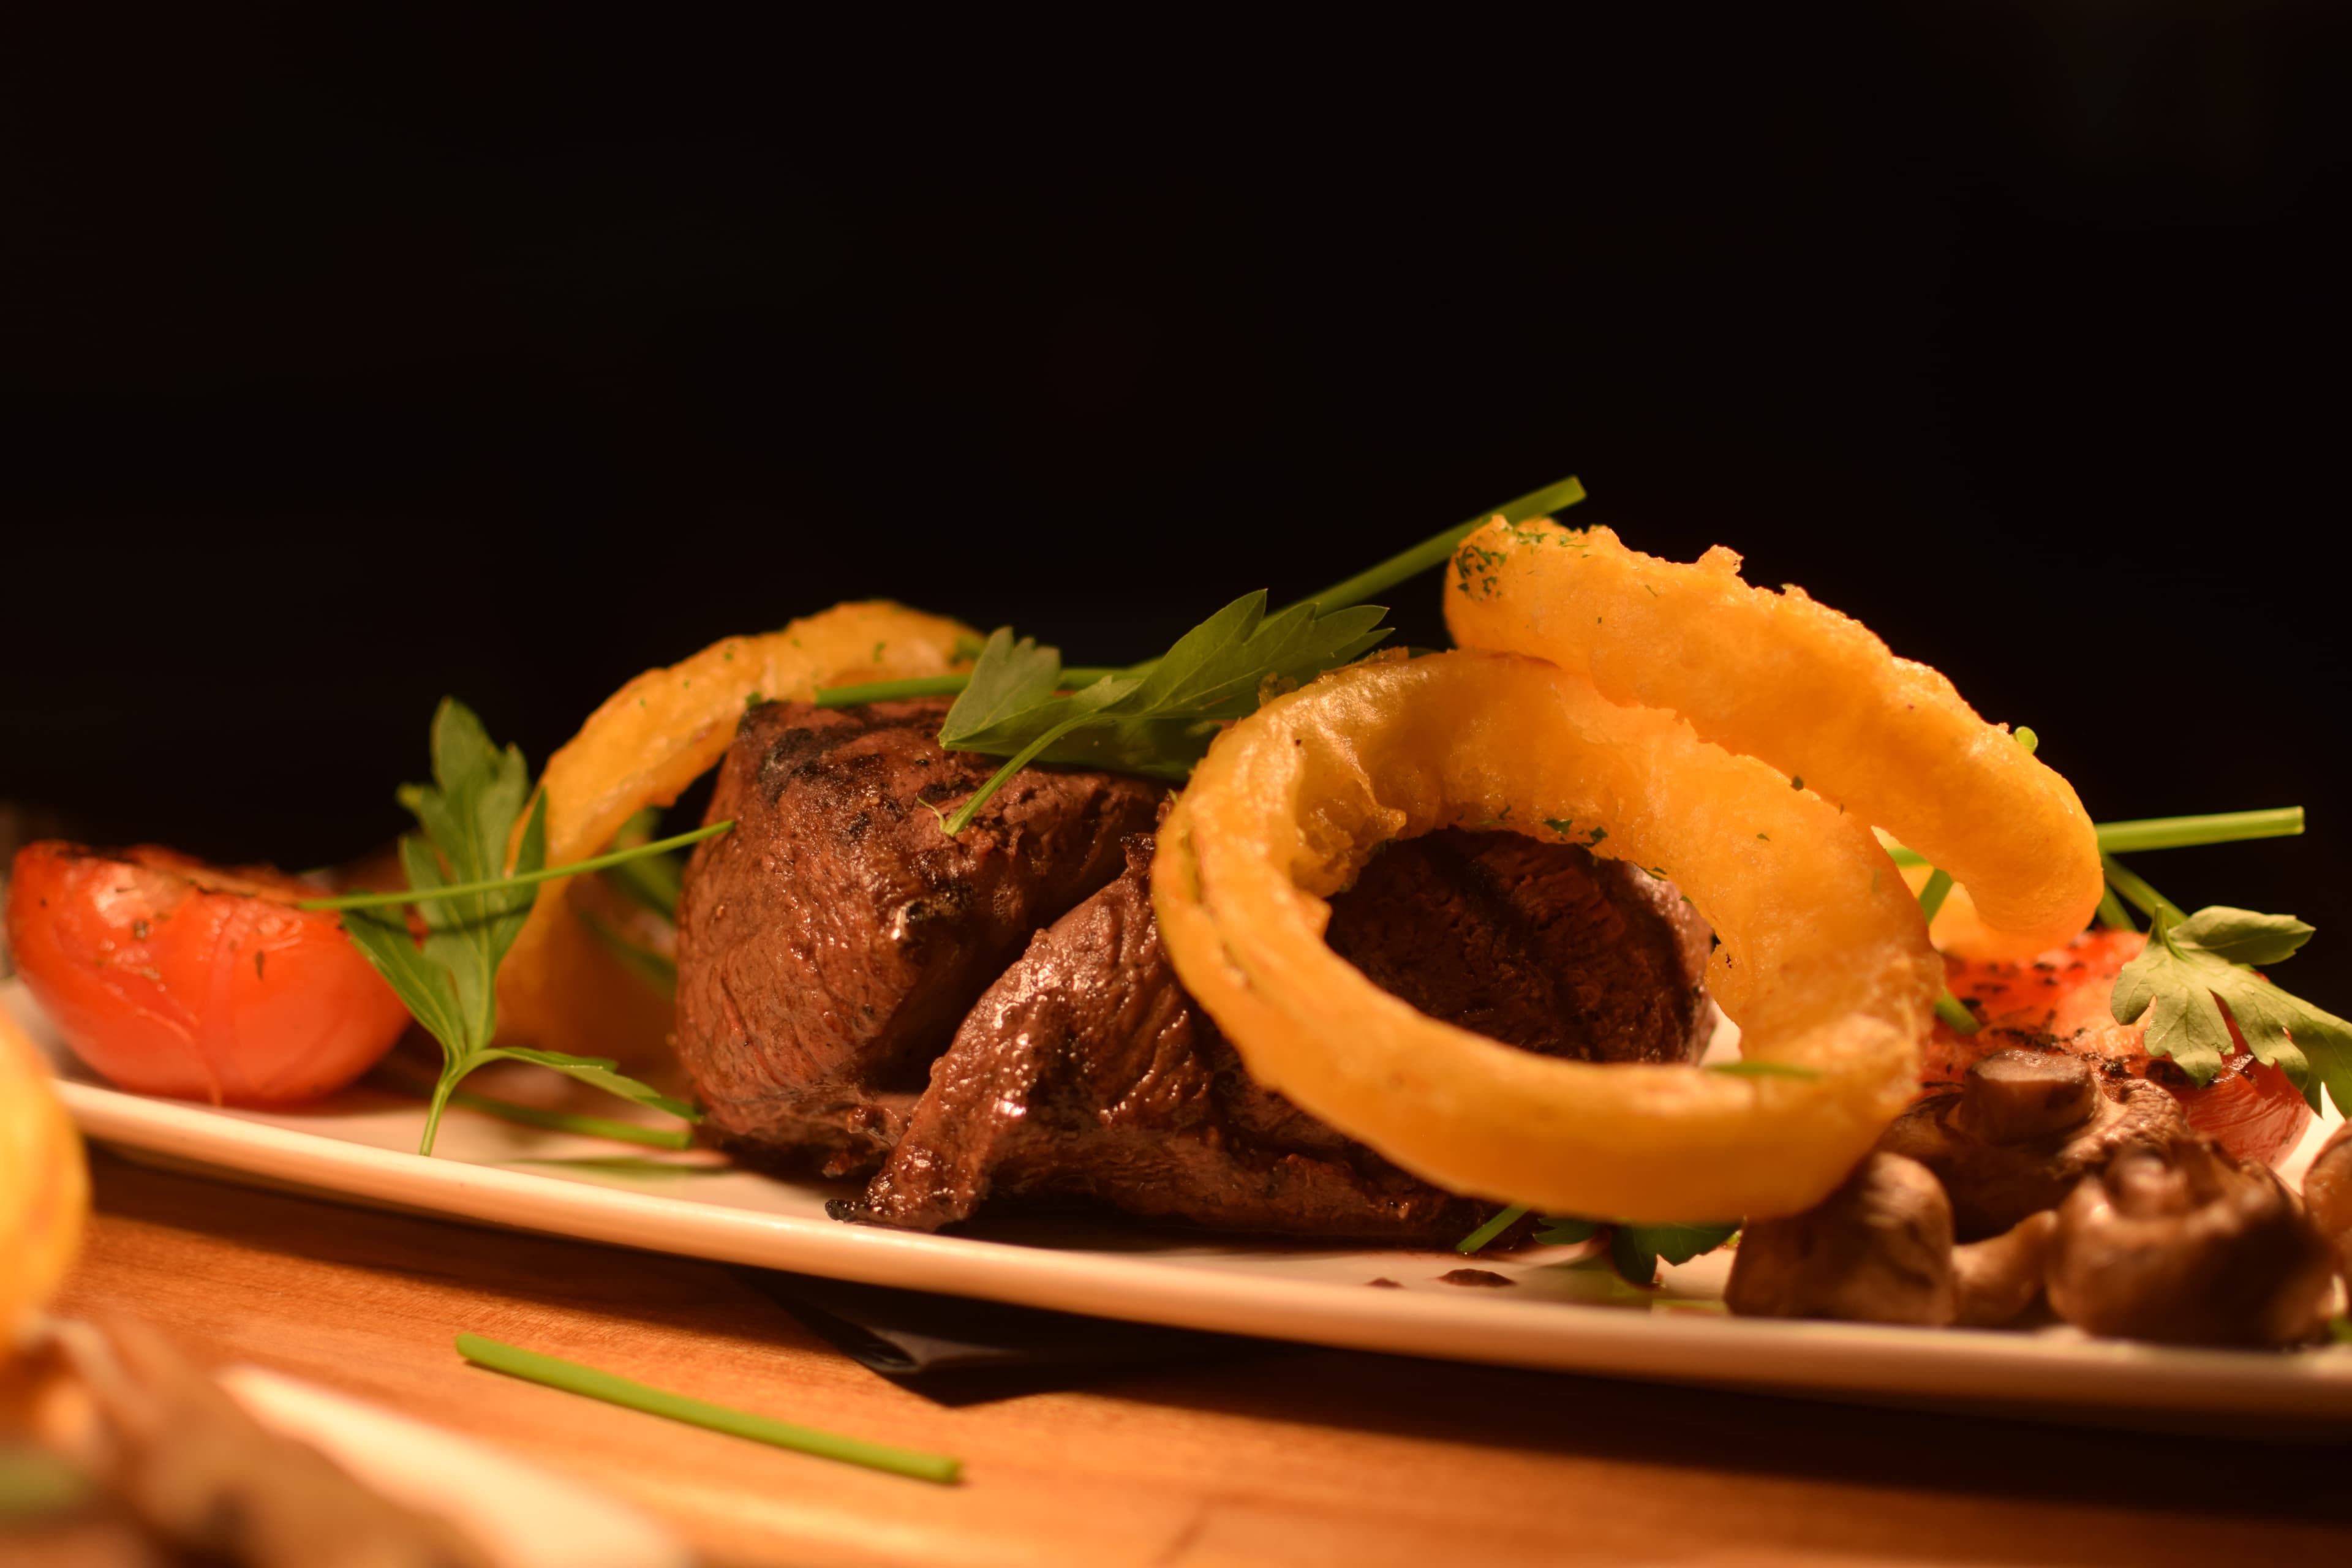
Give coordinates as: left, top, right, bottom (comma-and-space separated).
50, 1148, 2352, 1568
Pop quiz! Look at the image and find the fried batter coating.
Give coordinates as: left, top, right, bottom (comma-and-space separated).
1444, 519, 2101, 953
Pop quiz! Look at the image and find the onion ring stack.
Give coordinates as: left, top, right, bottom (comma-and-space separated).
1155, 521, 2100, 1220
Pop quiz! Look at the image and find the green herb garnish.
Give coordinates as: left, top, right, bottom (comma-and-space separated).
575, 905, 679, 997
601, 807, 686, 919
335, 699, 696, 1156
1453, 1204, 1530, 1254
918, 477, 1589, 833
2106, 881, 2352, 1118
300, 818, 729, 914
1522, 1216, 1741, 1286
445, 1085, 691, 1149
1703, 1060, 1822, 1080
814, 474, 1586, 718
455, 1334, 961, 1483
931, 595, 1392, 834
1882, 807, 2305, 870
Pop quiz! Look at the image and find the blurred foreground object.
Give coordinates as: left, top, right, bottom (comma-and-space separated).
0, 999, 85, 1338
10, 1319, 687, 1568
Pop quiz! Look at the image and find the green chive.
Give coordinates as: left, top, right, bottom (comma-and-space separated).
454, 1335, 962, 1484
1287, 475, 1588, 616
2096, 884, 2138, 933
1933, 991, 1981, 1033
299, 823, 734, 912
816, 666, 1129, 710
2100, 853, 2185, 923
1455, 1203, 1530, 1254
1915, 867, 1955, 926
1705, 1061, 1823, 1080
447, 1089, 693, 1150
1881, 805, 2304, 876
2094, 808, 2304, 856
814, 674, 977, 706
573, 907, 678, 997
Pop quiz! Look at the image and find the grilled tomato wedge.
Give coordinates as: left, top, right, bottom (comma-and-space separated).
6, 842, 411, 1105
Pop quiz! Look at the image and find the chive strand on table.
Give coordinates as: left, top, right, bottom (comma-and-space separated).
454, 1335, 962, 1484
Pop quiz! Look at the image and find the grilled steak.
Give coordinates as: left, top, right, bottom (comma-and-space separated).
1325, 827, 1711, 1065
673, 698, 1163, 1174
859, 827, 1713, 1237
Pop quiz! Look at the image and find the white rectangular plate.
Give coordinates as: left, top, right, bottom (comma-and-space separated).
15, 979, 2350, 1431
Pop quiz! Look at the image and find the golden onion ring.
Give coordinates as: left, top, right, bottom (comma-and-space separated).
2, 1001, 88, 1335
1153, 650, 1942, 1221
497, 601, 976, 1058
1444, 519, 2101, 952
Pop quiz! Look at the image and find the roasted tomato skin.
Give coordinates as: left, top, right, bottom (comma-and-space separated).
1924, 929, 2313, 1167
6, 842, 411, 1106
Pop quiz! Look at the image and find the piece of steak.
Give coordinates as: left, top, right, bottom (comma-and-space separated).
859, 828, 1713, 1237
673, 698, 1164, 1175
1324, 827, 1712, 1065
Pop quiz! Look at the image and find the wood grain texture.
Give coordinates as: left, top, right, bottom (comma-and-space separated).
51, 1149, 2352, 1567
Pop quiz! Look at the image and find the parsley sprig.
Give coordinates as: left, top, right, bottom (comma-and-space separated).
334, 699, 697, 1156
918, 475, 1588, 832
932, 594, 1391, 834
813, 473, 1588, 714
2103, 870, 2352, 1118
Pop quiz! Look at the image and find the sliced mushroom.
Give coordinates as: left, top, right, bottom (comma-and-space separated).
2301, 1121, 2352, 1274
2045, 1138, 2337, 1348
1727, 1152, 1958, 1325
1877, 1049, 2188, 1240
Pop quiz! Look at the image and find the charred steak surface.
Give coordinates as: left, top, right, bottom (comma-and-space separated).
673, 698, 1163, 1174
862, 829, 1713, 1238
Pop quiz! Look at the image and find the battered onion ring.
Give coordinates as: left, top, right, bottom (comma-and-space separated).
1444, 520, 2101, 953
497, 601, 976, 1058
1153, 650, 1942, 1221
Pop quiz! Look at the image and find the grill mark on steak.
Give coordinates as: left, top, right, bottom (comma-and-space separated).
859, 829, 1713, 1237
673, 698, 1163, 1176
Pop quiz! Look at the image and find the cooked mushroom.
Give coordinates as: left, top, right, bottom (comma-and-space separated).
2301, 1121, 2352, 1273
1876, 1049, 2188, 1240
2045, 1137, 2336, 1348
1725, 1152, 2057, 1327
1727, 1152, 1955, 1324
1951, 1209, 2059, 1328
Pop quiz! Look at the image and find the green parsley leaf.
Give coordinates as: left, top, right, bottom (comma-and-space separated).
938, 627, 1069, 737
932, 591, 1392, 832
2111, 903, 2352, 1117
337, 698, 695, 1156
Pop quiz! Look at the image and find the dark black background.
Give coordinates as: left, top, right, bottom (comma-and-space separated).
4, 8, 2346, 984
